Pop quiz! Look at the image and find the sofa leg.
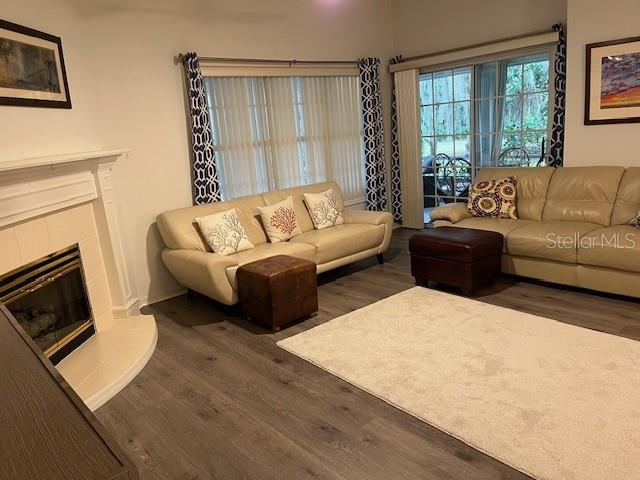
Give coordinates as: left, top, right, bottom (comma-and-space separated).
376, 253, 384, 265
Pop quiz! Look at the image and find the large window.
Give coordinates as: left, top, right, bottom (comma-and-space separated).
204, 75, 365, 204
420, 51, 553, 218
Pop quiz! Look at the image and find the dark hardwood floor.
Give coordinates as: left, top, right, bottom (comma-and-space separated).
95, 228, 640, 480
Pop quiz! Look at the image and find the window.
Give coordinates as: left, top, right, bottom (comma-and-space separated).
420, 51, 553, 218
203, 75, 365, 204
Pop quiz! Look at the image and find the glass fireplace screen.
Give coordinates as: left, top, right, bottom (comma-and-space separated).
0, 244, 94, 364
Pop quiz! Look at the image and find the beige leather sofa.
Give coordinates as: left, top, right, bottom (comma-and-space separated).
431, 166, 640, 298
157, 181, 393, 305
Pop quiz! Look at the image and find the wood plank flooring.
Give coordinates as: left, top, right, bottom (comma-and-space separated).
95, 228, 640, 479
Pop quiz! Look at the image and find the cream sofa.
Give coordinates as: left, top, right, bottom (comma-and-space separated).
431, 166, 640, 298
157, 181, 393, 305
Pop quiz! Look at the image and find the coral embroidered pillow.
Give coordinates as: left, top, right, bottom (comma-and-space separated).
467, 176, 518, 219
258, 196, 303, 242
195, 208, 255, 256
632, 211, 640, 227
303, 189, 345, 230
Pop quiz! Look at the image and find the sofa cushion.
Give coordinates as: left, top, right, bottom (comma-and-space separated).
157, 194, 267, 251
506, 221, 601, 263
578, 226, 640, 273
291, 223, 384, 264
195, 208, 255, 255
543, 166, 626, 226
474, 167, 555, 221
611, 167, 640, 226
257, 196, 303, 242
449, 218, 534, 252
261, 181, 345, 233
225, 242, 316, 290
303, 188, 345, 229
467, 176, 518, 219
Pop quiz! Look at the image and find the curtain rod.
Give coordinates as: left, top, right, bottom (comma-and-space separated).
397, 27, 557, 64
176, 54, 359, 66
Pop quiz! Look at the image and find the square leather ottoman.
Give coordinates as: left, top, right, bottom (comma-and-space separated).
409, 227, 503, 296
237, 255, 318, 331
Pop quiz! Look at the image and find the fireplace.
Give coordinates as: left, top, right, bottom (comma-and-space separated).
0, 150, 157, 411
0, 244, 95, 365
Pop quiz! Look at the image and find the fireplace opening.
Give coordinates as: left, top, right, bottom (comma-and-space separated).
0, 244, 95, 365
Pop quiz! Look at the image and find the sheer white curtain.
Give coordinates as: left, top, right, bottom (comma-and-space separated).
204, 75, 364, 203
301, 76, 364, 203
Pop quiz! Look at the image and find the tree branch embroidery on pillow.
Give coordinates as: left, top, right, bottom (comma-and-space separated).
270, 206, 298, 235
311, 192, 341, 227
258, 196, 302, 242
203, 212, 249, 253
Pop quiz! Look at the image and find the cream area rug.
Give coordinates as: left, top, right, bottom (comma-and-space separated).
277, 287, 640, 480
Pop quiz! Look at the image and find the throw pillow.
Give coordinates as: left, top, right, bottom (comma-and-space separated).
631, 211, 640, 227
303, 188, 345, 230
467, 176, 518, 220
195, 208, 255, 256
258, 196, 303, 242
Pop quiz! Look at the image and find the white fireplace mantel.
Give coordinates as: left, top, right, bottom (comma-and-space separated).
0, 149, 158, 411
0, 149, 129, 174
0, 149, 138, 318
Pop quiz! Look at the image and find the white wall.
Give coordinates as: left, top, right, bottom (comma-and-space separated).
1, 0, 394, 305
563, 0, 640, 167
391, 0, 567, 57
0, 0, 104, 159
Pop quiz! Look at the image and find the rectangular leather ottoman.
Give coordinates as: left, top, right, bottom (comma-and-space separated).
237, 255, 318, 331
409, 227, 503, 296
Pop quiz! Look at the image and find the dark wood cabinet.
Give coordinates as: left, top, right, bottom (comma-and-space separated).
0, 304, 138, 480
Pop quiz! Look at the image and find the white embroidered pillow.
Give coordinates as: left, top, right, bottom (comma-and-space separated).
303, 188, 345, 230
195, 208, 254, 256
258, 196, 303, 243
632, 211, 640, 227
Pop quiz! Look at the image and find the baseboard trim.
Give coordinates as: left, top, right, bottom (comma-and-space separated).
139, 287, 187, 308
111, 297, 140, 318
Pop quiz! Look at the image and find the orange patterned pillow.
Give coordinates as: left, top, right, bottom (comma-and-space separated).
467, 176, 518, 219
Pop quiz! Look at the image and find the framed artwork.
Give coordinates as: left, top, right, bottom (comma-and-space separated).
585, 36, 640, 125
0, 19, 71, 108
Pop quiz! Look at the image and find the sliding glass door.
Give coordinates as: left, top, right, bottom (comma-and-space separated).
420, 51, 553, 222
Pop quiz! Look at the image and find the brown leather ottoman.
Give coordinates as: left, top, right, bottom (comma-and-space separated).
409, 227, 503, 296
236, 255, 318, 331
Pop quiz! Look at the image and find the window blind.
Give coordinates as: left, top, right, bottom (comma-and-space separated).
204, 75, 365, 204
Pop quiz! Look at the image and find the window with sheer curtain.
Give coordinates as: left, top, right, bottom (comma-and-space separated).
203, 75, 365, 204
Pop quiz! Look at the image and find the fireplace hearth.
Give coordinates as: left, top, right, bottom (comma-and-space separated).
0, 244, 95, 364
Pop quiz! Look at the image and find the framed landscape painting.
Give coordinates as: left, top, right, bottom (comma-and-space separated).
585, 36, 640, 125
0, 19, 71, 108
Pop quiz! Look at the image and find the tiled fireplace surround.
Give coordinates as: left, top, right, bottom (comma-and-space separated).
0, 150, 157, 411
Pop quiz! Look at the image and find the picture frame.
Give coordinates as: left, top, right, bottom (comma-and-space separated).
585, 36, 640, 125
0, 18, 71, 109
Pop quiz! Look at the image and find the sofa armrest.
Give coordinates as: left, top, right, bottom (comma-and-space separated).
161, 249, 239, 305
343, 209, 393, 226
430, 203, 472, 224
343, 209, 393, 255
